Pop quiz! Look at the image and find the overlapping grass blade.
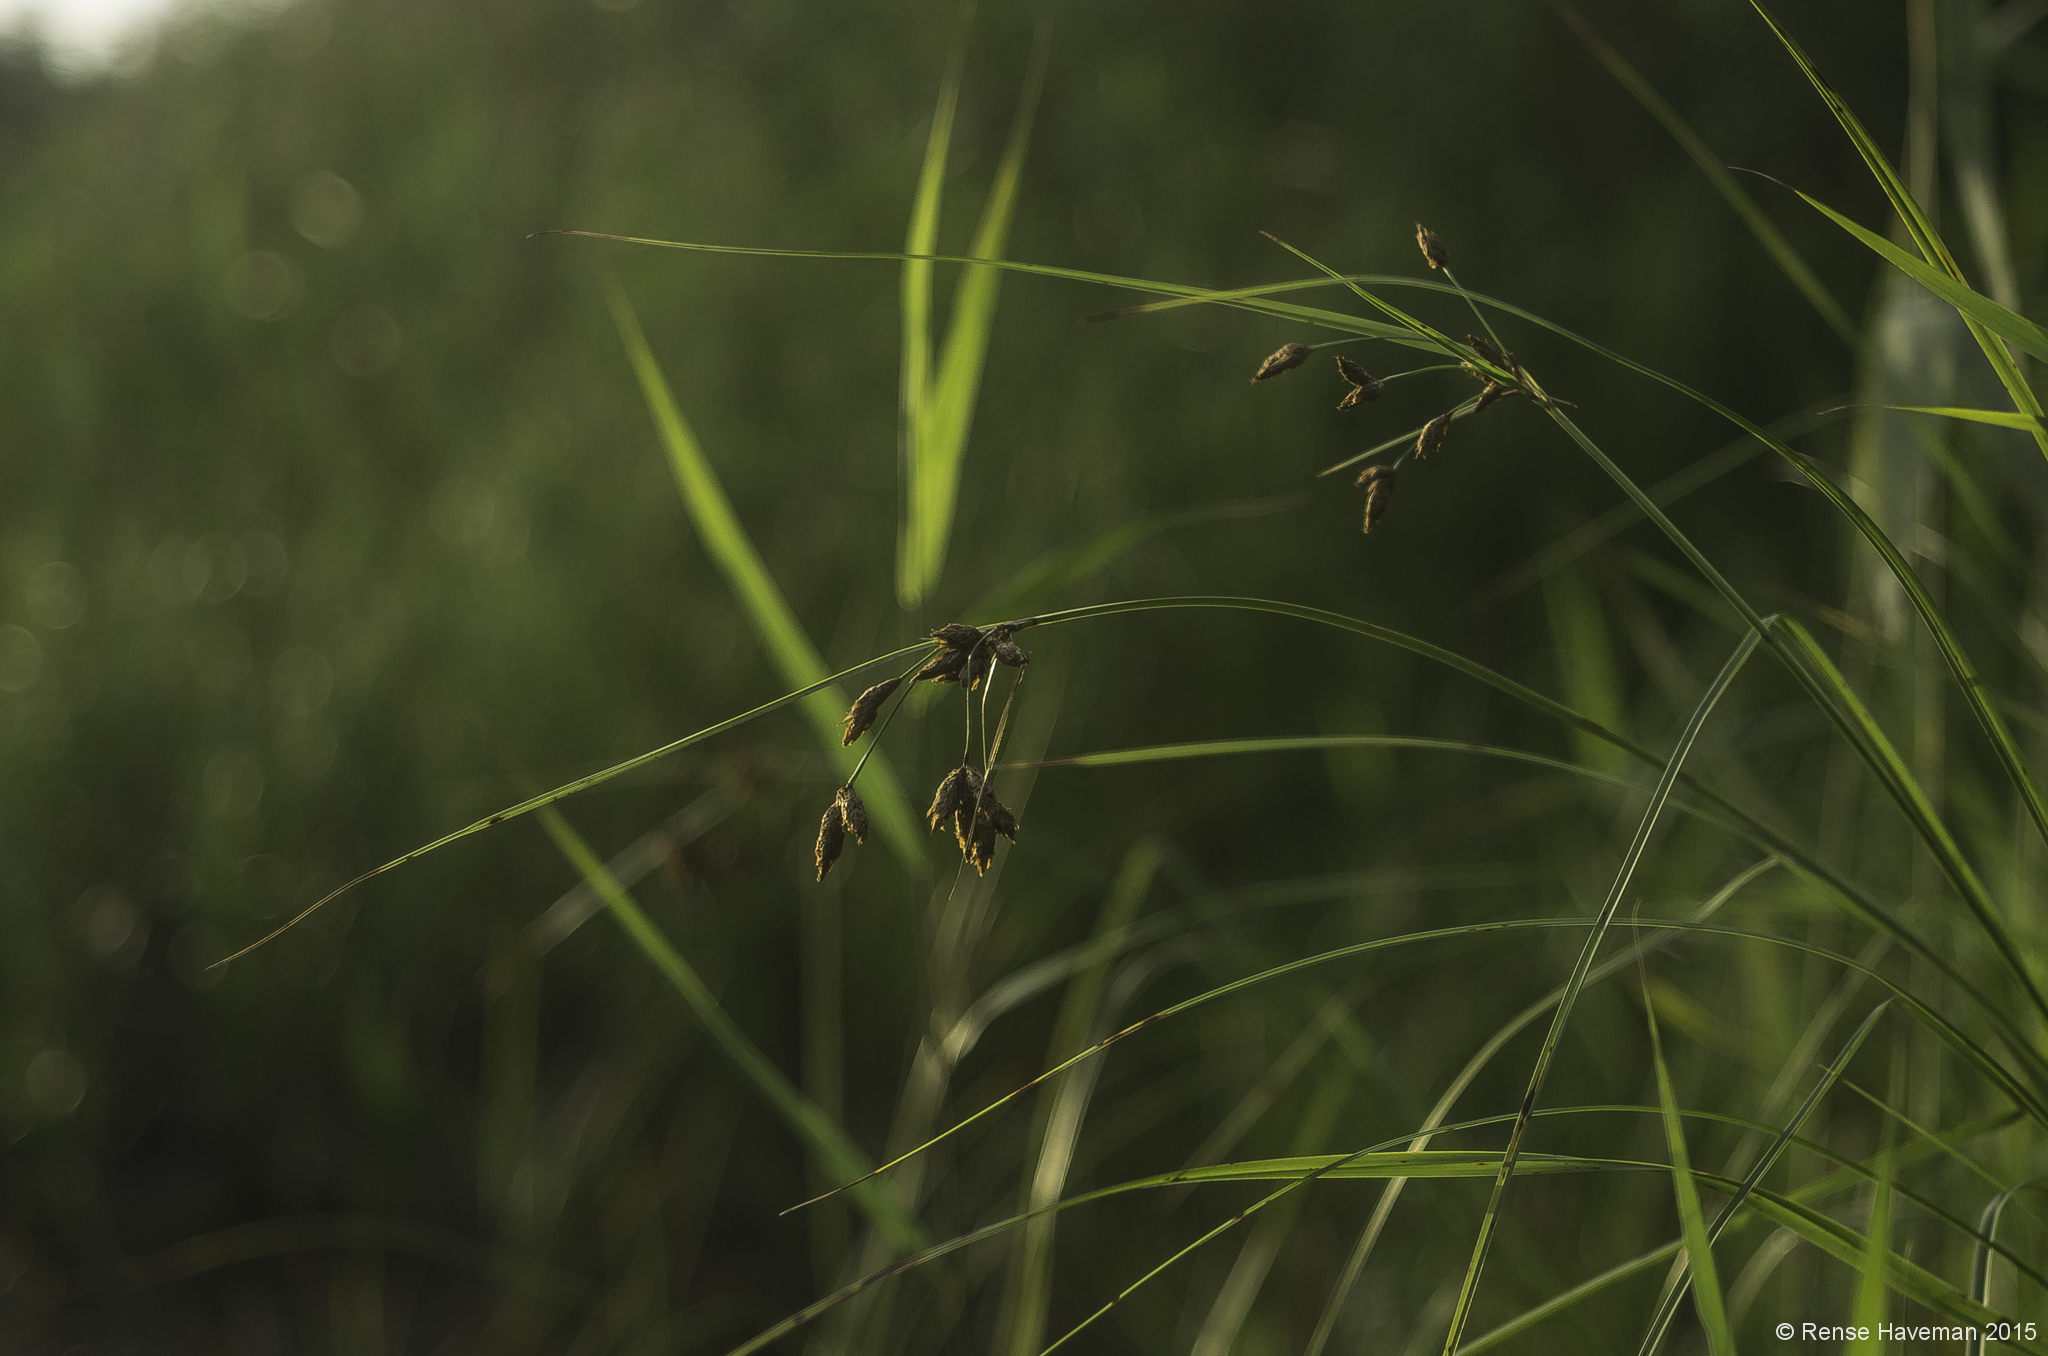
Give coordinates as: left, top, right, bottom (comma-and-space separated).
894, 47, 961, 605
1634, 1002, 1889, 1356
1641, 988, 1734, 1356
603, 274, 924, 871
904, 32, 1049, 606
1746, 0, 2048, 457
1438, 633, 1761, 1356
1966, 1174, 2048, 1356
1849, 1145, 1895, 1353
537, 806, 925, 1251
1866, 404, 2046, 431
1554, 0, 1857, 345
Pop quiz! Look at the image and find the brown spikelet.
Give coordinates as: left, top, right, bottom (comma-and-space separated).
834, 787, 869, 844
915, 646, 970, 684
1466, 333, 1507, 367
1416, 412, 1450, 460
1334, 355, 1384, 409
1473, 380, 1513, 414
815, 803, 847, 881
994, 639, 1031, 669
1251, 342, 1312, 382
1356, 466, 1396, 534
965, 813, 999, 874
926, 765, 982, 834
930, 623, 983, 650
963, 645, 995, 691
840, 678, 901, 746
981, 794, 1020, 842
1415, 223, 1449, 270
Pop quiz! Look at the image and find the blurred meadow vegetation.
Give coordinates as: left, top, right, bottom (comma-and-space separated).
5, 0, 2048, 1351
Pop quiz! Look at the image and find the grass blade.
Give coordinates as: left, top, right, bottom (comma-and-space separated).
906, 30, 1049, 606
896, 47, 961, 606
1788, 185, 2048, 369
1966, 1174, 2048, 1356
1554, 0, 1857, 345
537, 807, 925, 1251
603, 274, 925, 872
1640, 989, 1735, 1356
1849, 1148, 1895, 1353
1437, 632, 1761, 1355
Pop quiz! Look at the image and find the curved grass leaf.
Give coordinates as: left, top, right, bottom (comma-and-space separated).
538, 807, 926, 1251
1966, 1174, 2048, 1356
603, 275, 925, 871
1642, 985, 1735, 1356
1553, 0, 1857, 345
895, 46, 961, 605
1438, 633, 1761, 1356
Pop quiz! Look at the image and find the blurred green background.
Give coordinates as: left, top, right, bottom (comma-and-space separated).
4, 0, 2045, 1351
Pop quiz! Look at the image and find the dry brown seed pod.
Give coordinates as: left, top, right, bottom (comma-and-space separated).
915, 646, 970, 684
994, 639, 1031, 669
1416, 412, 1450, 460
835, 787, 869, 844
1415, 224, 1449, 270
1466, 333, 1507, 367
815, 803, 847, 881
1356, 466, 1396, 534
981, 795, 1020, 842
965, 813, 999, 874
1473, 380, 1512, 414
930, 623, 983, 650
926, 765, 982, 833
840, 678, 901, 746
1251, 342, 1312, 382
1334, 355, 1384, 409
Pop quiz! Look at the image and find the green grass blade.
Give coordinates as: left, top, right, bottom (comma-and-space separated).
1555, 0, 1857, 345
1966, 1175, 2048, 1356
603, 274, 925, 872
1747, 0, 2048, 458
1849, 1150, 1895, 1353
907, 31, 1049, 606
895, 51, 961, 606
537, 806, 925, 1251
1438, 632, 1761, 1356
1789, 186, 2048, 369
1870, 404, 2046, 431
1635, 1002, 1889, 1356
1641, 993, 1734, 1356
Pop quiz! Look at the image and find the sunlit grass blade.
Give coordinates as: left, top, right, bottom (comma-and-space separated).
1438, 632, 1760, 1356
906, 30, 1049, 606
1634, 1002, 1889, 1356
1849, 1147, 1895, 1353
603, 274, 924, 871
1554, 0, 1857, 345
1864, 404, 2046, 431
1640, 989, 1734, 1356
895, 46, 960, 605
1788, 185, 2048, 370
1966, 1174, 2048, 1356
537, 806, 925, 1251
1306, 862, 1774, 1356
1746, 0, 2048, 457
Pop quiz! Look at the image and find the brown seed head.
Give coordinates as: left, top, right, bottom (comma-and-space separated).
981, 795, 1020, 842
965, 813, 999, 875
1416, 412, 1450, 460
930, 623, 983, 650
1334, 356, 1384, 409
915, 646, 970, 684
963, 645, 995, 691
815, 804, 847, 881
926, 765, 983, 834
1251, 342, 1313, 382
834, 786, 869, 844
1415, 224, 1449, 270
1356, 466, 1396, 534
994, 639, 1032, 669
1473, 380, 1514, 414
840, 677, 901, 746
